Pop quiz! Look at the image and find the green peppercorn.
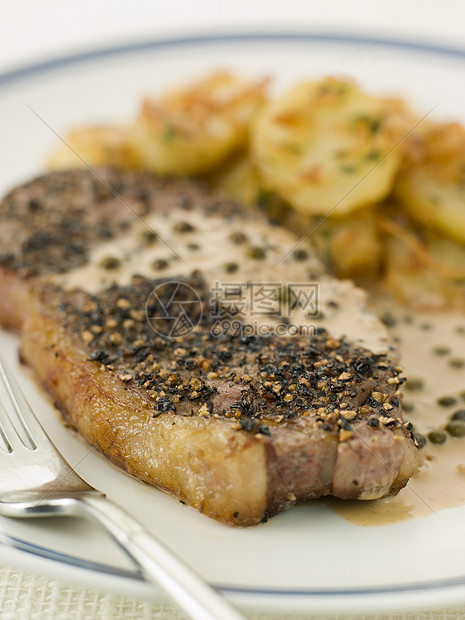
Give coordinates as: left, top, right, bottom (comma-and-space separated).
414, 433, 427, 449
420, 323, 432, 331
230, 231, 248, 244
451, 409, 465, 421
380, 312, 397, 328
224, 262, 238, 273
403, 401, 415, 413
152, 258, 169, 271
449, 358, 465, 369
405, 378, 424, 391
427, 429, 447, 445
140, 229, 157, 244
433, 345, 451, 356
247, 246, 266, 260
173, 221, 195, 233
293, 249, 308, 261
99, 256, 121, 270
187, 243, 200, 251
446, 421, 465, 438
437, 396, 458, 407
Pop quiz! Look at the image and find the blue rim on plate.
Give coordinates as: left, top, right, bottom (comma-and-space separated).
2, 30, 465, 603
3, 30, 465, 91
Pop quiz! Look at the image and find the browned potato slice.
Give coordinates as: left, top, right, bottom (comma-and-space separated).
130, 71, 269, 175
311, 208, 383, 282
395, 122, 465, 244
48, 125, 135, 170
381, 216, 465, 310
252, 77, 411, 217
205, 149, 262, 205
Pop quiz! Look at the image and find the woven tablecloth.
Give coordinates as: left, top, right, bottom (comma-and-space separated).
1, 565, 465, 620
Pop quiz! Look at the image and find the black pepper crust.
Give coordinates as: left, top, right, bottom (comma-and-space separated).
0, 168, 252, 278
42, 272, 412, 440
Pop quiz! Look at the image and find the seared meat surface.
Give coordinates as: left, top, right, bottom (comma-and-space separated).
0, 169, 418, 525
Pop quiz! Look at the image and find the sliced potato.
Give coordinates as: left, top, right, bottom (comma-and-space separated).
129, 71, 268, 175
312, 208, 383, 281
395, 122, 465, 244
48, 125, 135, 171
252, 77, 411, 217
205, 149, 262, 205
381, 216, 465, 310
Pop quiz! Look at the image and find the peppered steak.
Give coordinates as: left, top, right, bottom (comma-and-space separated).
0, 169, 418, 526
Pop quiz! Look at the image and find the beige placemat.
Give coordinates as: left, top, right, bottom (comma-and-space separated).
1, 565, 465, 620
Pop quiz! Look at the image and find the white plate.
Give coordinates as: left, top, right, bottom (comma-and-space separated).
2, 31, 465, 615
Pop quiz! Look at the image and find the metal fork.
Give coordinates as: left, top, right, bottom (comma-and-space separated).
0, 354, 245, 620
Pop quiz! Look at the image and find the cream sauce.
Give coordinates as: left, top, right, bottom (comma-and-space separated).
329, 306, 465, 526
54, 208, 393, 354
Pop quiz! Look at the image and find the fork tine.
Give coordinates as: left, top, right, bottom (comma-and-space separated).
0, 353, 95, 495
0, 404, 13, 452
0, 397, 28, 452
0, 355, 40, 450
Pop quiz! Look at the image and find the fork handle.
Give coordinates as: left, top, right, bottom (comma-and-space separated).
75, 494, 245, 620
